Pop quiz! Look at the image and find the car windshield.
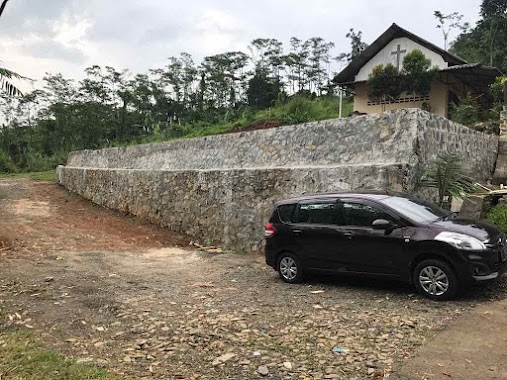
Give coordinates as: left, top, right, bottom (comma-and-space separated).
379, 196, 449, 224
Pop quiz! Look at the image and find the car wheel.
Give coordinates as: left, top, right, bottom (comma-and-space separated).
413, 259, 458, 301
277, 253, 303, 283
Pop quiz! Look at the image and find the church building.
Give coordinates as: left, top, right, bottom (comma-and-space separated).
333, 23, 501, 118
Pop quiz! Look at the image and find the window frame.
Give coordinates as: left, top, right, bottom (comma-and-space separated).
293, 199, 340, 226
276, 203, 297, 224
336, 198, 405, 228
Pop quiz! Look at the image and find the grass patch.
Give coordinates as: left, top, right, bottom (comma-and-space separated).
256, 95, 353, 125
0, 171, 56, 182
117, 96, 353, 147
0, 328, 125, 379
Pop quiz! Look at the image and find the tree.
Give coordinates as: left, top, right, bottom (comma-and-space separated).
419, 153, 477, 209
249, 38, 284, 80
0, 0, 27, 97
306, 37, 335, 95
368, 50, 437, 110
37, 73, 78, 152
367, 64, 403, 110
0, 68, 25, 96
434, 11, 469, 50
449, 93, 481, 126
246, 68, 281, 109
481, 0, 507, 19
451, 0, 507, 70
201, 51, 248, 109
0, 33, 347, 173
402, 49, 438, 97
286, 37, 310, 93
0, 0, 10, 18
336, 29, 368, 63
490, 74, 507, 103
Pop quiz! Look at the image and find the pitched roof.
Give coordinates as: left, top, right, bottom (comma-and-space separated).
333, 23, 467, 84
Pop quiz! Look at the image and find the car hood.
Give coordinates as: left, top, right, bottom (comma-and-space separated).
430, 219, 501, 243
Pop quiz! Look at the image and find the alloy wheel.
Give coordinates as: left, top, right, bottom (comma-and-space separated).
419, 265, 449, 296
279, 256, 298, 281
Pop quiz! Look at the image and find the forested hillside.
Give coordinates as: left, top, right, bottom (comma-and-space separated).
451, 0, 507, 73
0, 36, 357, 173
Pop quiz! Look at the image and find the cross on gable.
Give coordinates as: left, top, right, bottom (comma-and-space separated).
391, 44, 407, 70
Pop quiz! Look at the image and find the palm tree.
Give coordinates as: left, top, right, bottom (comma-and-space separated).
0, 0, 9, 18
418, 153, 478, 209
0, 0, 26, 96
0, 67, 24, 96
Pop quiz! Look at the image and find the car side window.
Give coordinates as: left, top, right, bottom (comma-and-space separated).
296, 203, 337, 225
277, 204, 296, 223
340, 202, 396, 227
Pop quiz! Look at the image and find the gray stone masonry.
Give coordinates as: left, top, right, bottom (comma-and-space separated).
58, 109, 498, 251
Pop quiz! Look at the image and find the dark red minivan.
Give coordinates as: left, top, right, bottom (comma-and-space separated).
265, 191, 507, 300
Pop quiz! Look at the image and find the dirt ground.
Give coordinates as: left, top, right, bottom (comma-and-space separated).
1, 179, 507, 379
223, 119, 281, 134
391, 298, 507, 380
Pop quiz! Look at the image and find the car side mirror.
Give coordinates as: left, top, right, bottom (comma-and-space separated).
372, 219, 394, 230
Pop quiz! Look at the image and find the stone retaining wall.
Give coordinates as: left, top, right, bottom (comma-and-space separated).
67, 112, 417, 170
58, 109, 499, 251
58, 164, 406, 251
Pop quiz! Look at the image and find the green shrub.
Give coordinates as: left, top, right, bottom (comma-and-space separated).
274, 95, 352, 125
240, 106, 255, 124
23, 151, 55, 172
279, 95, 316, 124
490, 75, 507, 103
418, 153, 476, 209
49, 152, 68, 167
368, 64, 403, 107
487, 205, 507, 233
0, 149, 17, 173
449, 93, 481, 126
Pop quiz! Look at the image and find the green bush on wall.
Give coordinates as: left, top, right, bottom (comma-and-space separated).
487, 205, 507, 233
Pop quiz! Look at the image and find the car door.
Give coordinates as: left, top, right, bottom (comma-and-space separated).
290, 200, 348, 270
337, 199, 406, 276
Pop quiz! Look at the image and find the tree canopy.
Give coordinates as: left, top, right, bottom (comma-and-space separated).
0, 33, 358, 173
402, 50, 438, 97
451, 0, 507, 70
367, 49, 437, 108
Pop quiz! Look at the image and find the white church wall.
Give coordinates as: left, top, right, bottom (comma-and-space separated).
355, 37, 448, 82
353, 80, 448, 117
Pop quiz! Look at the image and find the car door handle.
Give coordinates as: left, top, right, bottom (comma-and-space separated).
343, 231, 354, 239
293, 229, 303, 235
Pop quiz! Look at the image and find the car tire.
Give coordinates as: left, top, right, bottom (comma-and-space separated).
413, 259, 459, 301
277, 252, 304, 284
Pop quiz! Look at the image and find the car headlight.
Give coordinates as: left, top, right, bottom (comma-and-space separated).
434, 232, 486, 251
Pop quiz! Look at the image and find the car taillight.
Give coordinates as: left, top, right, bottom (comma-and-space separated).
265, 223, 277, 238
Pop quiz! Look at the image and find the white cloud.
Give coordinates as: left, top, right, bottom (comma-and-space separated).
0, 0, 483, 88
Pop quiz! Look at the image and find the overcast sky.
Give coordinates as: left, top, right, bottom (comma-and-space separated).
0, 0, 482, 90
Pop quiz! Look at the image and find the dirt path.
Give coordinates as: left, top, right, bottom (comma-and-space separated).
0, 179, 506, 379
392, 299, 507, 380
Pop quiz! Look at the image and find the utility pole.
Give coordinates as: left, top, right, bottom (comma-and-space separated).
338, 86, 343, 119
